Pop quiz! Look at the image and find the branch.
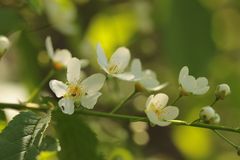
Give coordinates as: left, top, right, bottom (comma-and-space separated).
1, 102, 240, 135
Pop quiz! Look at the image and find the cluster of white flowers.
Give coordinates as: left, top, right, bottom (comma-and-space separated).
47, 39, 231, 127
49, 41, 169, 116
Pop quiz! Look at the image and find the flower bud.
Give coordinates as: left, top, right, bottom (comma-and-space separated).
212, 113, 220, 124
0, 36, 10, 57
199, 106, 216, 122
215, 83, 231, 100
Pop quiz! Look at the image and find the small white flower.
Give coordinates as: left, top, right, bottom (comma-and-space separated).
178, 66, 209, 95
145, 93, 179, 126
49, 58, 105, 115
96, 44, 134, 81
46, 36, 89, 70
199, 106, 220, 124
0, 35, 10, 57
130, 58, 167, 91
215, 83, 231, 100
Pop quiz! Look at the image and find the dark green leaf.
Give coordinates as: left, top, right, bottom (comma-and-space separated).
26, 0, 44, 15
0, 111, 51, 160
40, 136, 60, 152
53, 112, 104, 160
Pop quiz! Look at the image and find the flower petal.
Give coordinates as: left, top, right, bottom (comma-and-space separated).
145, 109, 160, 125
181, 75, 196, 93
178, 66, 189, 84
194, 77, 209, 95
196, 77, 208, 88
96, 44, 108, 72
58, 98, 75, 115
145, 95, 154, 109
67, 58, 81, 83
194, 86, 210, 95
144, 69, 157, 79
53, 49, 72, 67
139, 76, 164, 91
109, 47, 130, 73
113, 72, 134, 81
81, 92, 102, 109
49, 80, 67, 98
45, 36, 54, 58
81, 73, 106, 94
152, 93, 169, 109
153, 106, 179, 126
161, 106, 179, 121
131, 58, 142, 79
79, 59, 89, 68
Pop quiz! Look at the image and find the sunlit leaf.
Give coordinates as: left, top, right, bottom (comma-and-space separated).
37, 151, 58, 160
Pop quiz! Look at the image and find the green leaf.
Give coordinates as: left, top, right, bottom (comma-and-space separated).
26, 0, 44, 15
0, 111, 51, 160
40, 136, 60, 152
53, 112, 104, 160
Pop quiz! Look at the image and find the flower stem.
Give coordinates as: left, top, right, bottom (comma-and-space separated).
171, 94, 182, 105
1, 102, 240, 135
0, 102, 49, 111
110, 90, 136, 113
77, 109, 147, 122
211, 97, 219, 106
213, 130, 239, 149
27, 69, 55, 102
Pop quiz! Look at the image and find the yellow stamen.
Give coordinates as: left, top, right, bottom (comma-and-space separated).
108, 63, 119, 74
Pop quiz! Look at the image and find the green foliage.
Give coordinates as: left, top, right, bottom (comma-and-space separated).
26, 0, 44, 15
53, 112, 104, 160
40, 136, 60, 152
0, 111, 51, 160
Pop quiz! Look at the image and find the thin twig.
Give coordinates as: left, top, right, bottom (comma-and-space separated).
110, 90, 136, 113
213, 129, 239, 149
27, 69, 55, 102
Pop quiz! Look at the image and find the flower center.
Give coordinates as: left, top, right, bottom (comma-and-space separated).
107, 63, 119, 74
66, 84, 85, 98
150, 103, 162, 118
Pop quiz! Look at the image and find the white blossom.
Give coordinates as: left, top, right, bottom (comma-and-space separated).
178, 66, 209, 95
145, 93, 179, 126
96, 44, 134, 81
46, 36, 88, 70
130, 58, 167, 91
49, 58, 105, 114
0, 36, 10, 57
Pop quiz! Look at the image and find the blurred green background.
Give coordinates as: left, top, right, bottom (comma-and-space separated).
1, 0, 240, 159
